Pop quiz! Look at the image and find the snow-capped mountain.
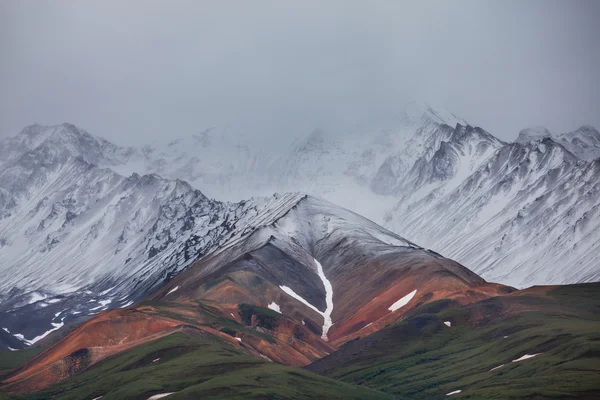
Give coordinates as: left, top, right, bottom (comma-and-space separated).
1, 102, 598, 350
385, 137, 600, 287
82, 103, 597, 288
0, 125, 314, 349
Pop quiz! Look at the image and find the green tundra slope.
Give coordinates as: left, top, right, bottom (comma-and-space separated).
307, 283, 600, 400
2, 332, 395, 400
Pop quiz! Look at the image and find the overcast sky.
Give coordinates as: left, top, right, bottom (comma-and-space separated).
1, 0, 599, 145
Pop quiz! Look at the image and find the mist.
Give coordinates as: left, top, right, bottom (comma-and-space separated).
1, 0, 599, 146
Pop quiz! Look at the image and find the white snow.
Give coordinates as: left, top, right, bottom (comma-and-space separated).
92, 397, 103, 400
301, 320, 305, 325
152, 358, 160, 363
446, 390, 462, 396
512, 353, 542, 362
444, 321, 452, 327
503, 336, 509, 339
166, 286, 179, 296
28, 292, 47, 304
230, 313, 235, 318
490, 364, 504, 371
388, 289, 417, 311
13, 333, 27, 343
314, 259, 334, 341
235, 337, 242, 342
280, 258, 334, 341
27, 320, 65, 345
267, 302, 281, 313
147, 394, 174, 400
8, 347, 18, 351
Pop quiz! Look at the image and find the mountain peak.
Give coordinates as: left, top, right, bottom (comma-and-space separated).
555, 125, 600, 161
399, 102, 468, 128
516, 126, 552, 143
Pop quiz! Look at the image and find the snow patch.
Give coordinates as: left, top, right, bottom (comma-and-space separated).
444, 321, 452, 327
490, 364, 504, 371
166, 286, 179, 296
147, 394, 175, 400
315, 259, 334, 341
267, 302, 281, 313
512, 353, 542, 362
388, 289, 417, 311
27, 320, 65, 345
235, 337, 242, 342
152, 358, 160, 363
28, 292, 47, 304
8, 347, 18, 351
361, 322, 373, 330
446, 390, 462, 396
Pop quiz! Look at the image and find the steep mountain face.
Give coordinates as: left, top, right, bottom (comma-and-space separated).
78, 108, 596, 288
386, 137, 600, 287
4, 108, 600, 293
5, 111, 598, 291
0, 125, 299, 350
555, 125, 600, 161
154, 195, 510, 345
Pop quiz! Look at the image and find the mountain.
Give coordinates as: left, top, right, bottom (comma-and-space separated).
0, 195, 512, 395
386, 137, 600, 287
0, 120, 598, 399
554, 125, 600, 161
4, 110, 599, 292
308, 283, 600, 399
0, 121, 507, 352
0, 124, 306, 350
46, 105, 594, 288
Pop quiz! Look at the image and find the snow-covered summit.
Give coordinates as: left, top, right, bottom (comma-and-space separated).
516, 126, 552, 143
555, 125, 600, 161
515, 125, 600, 161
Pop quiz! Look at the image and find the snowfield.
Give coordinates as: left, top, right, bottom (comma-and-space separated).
389, 289, 417, 312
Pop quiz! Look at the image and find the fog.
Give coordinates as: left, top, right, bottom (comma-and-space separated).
1, 0, 599, 145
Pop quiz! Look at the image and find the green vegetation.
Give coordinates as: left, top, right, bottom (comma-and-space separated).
308, 283, 600, 399
3, 284, 599, 399
0, 348, 42, 381
4, 332, 395, 400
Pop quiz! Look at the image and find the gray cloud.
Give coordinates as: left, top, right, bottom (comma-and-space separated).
1, 0, 599, 145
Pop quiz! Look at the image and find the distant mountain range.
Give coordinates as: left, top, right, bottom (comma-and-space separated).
0, 108, 599, 399
5, 103, 597, 289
